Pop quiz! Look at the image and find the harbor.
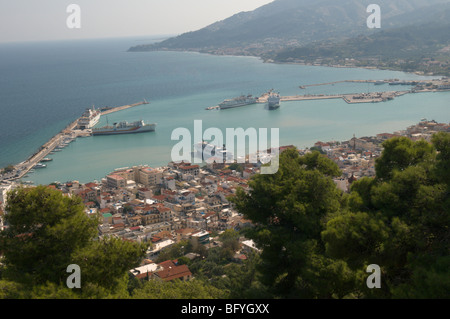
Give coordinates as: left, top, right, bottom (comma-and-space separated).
257, 90, 410, 104
2, 100, 150, 183
207, 77, 449, 110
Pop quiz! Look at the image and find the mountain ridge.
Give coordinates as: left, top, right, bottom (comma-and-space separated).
128, 0, 450, 56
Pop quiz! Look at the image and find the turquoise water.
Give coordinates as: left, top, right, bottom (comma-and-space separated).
0, 38, 448, 185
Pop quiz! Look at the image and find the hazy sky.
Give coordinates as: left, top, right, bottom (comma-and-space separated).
0, 0, 274, 43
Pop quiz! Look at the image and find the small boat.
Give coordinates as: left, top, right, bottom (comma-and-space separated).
34, 163, 47, 169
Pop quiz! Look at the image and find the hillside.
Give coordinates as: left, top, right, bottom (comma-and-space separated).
273, 18, 450, 76
128, 0, 450, 56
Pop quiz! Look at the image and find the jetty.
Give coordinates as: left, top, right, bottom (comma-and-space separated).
3, 100, 150, 183
256, 90, 409, 104
256, 77, 449, 106
101, 100, 149, 115
297, 79, 415, 89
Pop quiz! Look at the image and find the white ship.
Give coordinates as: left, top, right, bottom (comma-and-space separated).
77, 106, 101, 129
219, 95, 258, 109
92, 120, 156, 136
194, 142, 234, 162
267, 93, 281, 110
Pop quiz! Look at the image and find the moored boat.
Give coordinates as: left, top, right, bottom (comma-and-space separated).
92, 120, 156, 136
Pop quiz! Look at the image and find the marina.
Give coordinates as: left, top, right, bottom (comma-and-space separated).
206, 77, 450, 110
3, 100, 150, 183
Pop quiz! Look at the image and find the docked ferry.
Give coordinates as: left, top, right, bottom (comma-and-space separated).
267, 93, 281, 110
77, 106, 101, 129
219, 95, 258, 109
92, 120, 156, 136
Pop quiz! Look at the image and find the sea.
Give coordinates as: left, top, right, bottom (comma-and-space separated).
0, 37, 448, 185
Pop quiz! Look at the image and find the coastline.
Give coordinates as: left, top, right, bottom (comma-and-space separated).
128, 47, 447, 78
0, 101, 150, 184
2, 45, 449, 185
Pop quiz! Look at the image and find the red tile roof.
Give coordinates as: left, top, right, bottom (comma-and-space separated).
155, 264, 192, 281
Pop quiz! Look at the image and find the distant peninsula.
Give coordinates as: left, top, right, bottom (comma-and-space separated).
128, 0, 450, 76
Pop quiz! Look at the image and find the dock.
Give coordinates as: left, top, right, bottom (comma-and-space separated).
298, 79, 413, 89
101, 100, 149, 115
4, 100, 150, 183
256, 90, 409, 104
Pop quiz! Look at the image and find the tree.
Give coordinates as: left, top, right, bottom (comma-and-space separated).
0, 186, 99, 285
374, 137, 435, 181
0, 186, 148, 298
324, 134, 450, 298
71, 236, 147, 291
227, 163, 244, 173
219, 229, 240, 252
230, 149, 348, 298
432, 132, 450, 185
131, 278, 228, 299
155, 241, 191, 263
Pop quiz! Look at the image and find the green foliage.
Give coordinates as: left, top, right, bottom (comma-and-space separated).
71, 236, 147, 291
0, 186, 148, 299
309, 146, 326, 155
219, 229, 240, 253
131, 279, 227, 299
324, 134, 450, 298
2, 133, 449, 299
231, 149, 345, 297
322, 211, 390, 268
274, 21, 450, 76
232, 135, 450, 298
29, 282, 80, 299
0, 280, 28, 299
0, 186, 99, 285
392, 255, 450, 299
375, 137, 435, 181
227, 163, 244, 173
432, 132, 450, 185
155, 240, 192, 263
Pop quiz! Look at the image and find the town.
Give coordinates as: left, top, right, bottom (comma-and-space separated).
1, 118, 449, 283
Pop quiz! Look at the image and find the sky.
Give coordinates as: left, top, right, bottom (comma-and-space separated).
0, 0, 274, 43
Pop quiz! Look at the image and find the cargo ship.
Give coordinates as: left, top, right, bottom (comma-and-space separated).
219, 95, 258, 110
267, 93, 281, 110
92, 120, 156, 136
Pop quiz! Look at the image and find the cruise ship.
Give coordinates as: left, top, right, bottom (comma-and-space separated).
267, 93, 281, 110
77, 106, 101, 130
92, 120, 156, 136
219, 95, 258, 110
194, 142, 234, 162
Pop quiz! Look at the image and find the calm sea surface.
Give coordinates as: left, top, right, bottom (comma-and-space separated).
0, 37, 448, 184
